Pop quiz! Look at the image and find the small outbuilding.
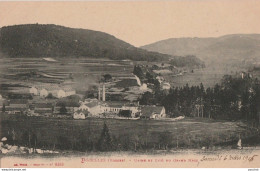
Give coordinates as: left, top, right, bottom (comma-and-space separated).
140, 106, 166, 119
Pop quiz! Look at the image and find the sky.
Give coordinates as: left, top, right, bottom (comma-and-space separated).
0, 0, 260, 47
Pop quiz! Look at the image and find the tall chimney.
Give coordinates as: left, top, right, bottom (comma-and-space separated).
98, 85, 101, 101
102, 84, 105, 101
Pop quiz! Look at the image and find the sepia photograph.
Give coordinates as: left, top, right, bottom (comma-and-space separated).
0, 0, 259, 168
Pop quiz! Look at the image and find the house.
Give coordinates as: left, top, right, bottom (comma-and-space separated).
40, 89, 48, 97
140, 106, 166, 119
73, 111, 86, 119
5, 99, 28, 114
81, 100, 103, 116
57, 90, 66, 98
29, 87, 38, 95
73, 109, 89, 119
32, 103, 53, 116
156, 76, 164, 84
56, 88, 75, 98
122, 105, 140, 117
0, 95, 4, 109
102, 101, 125, 114
63, 87, 76, 97
36, 85, 76, 98
161, 82, 171, 90
76, 99, 99, 116
54, 102, 78, 115
77, 98, 141, 118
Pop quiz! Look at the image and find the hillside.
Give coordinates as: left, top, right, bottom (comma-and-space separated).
141, 34, 260, 64
0, 24, 170, 62
170, 55, 205, 68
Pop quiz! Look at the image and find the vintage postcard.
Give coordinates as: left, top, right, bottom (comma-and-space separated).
0, 0, 260, 168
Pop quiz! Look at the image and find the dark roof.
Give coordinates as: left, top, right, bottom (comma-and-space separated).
85, 101, 99, 108
141, 106, 164, 117
75, 110, 89, 114
9, 99, 28, 104
104, 101, 128, 108
8, 104, 27, 107
6, 107, 27, 111
34, 103, 53, 108
34, 109, 52, 114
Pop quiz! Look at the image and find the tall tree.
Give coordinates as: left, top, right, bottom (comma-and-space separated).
59, 103, 67, 115
97, 122, 112, 151
2, 103, 6, 112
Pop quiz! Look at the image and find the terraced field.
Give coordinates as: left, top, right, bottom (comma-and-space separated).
0, 57, 138, 97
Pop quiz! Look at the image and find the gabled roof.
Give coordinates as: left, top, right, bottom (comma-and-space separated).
141, 106, 164, 117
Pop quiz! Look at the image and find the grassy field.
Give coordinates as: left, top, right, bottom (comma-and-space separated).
164, 64, 244, 88
0, 114, 255, 151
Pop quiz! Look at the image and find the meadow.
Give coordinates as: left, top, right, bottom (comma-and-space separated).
164, 64, 243, 88
0, 114, 255, 152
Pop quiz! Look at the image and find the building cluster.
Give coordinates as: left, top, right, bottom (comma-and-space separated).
1, 84, 77, 116
1, 98, 77, 117
1, 84, 167, 120
29, 85, 76, 98
73, 84, 166, 119
73, 98, 166, 120
156, 76, 171, 90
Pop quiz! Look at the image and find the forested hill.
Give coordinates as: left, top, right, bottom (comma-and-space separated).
141, 34, 260, 64
170, 55, 205, 68
0, 24, 170, 61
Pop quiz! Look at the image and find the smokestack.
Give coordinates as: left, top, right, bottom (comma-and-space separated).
98, 85, 101, 101
102, 84, 105, 101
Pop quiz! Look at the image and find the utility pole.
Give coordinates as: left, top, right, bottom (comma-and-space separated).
201, 105, 204, 118
176, 136, 179, 148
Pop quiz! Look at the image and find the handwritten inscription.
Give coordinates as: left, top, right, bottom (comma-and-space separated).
200, 155, 258, 162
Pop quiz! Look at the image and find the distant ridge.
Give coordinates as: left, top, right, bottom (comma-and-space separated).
0, 24, 170, 61
141, 34, 260, 64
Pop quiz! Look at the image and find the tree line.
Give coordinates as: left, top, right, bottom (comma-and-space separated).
139, 74, 260, 126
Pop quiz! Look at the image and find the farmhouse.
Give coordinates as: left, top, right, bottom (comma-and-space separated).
40, 89, 48, 97
36, 85, 76, 98
29, 87, 38, 95
140, 106, 166, 119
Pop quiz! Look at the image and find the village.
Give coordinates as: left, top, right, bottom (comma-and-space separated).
0, 85, 169, 120
0, 63, 177, 120
0, 60, 252, 121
